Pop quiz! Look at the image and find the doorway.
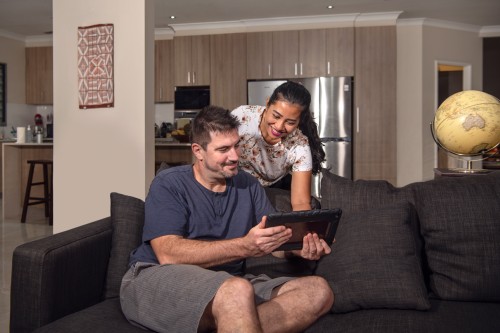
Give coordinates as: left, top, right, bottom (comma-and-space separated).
434, 61, 471, 168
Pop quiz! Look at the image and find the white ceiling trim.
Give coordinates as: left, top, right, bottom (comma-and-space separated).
479, 26, 500, 37
0, 29, 25, 42
169, 12, 402, 36
398, 18, 500, 37
354, 12, 402, 27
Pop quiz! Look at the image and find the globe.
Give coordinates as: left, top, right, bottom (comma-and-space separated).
432, 90, 500, 158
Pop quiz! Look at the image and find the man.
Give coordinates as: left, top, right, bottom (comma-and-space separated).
120, 106, 333, 333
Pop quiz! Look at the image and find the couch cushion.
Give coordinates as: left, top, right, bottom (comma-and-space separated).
104, 193, 145, 299
264, 187, 321, 211
413, 173, 500, 301
306, 299, 500, 333
316, 202, 430, 313
320, 170, 415, 218
34, 298, 145, 333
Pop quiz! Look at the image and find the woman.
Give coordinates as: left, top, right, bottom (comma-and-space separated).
232, 81, 325, 211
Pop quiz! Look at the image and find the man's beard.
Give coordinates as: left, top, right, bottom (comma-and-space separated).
205, 160, 239, 179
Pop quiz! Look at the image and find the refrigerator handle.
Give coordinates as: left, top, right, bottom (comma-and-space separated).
356, 107, 360, 133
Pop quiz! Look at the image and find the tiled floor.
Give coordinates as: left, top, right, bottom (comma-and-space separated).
0, 202, 53, 332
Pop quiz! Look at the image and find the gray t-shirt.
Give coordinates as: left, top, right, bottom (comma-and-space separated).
129, 164, 275, 275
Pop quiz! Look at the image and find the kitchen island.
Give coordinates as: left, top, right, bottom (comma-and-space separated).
2, 142, 53, 220
155, 139, 193, 171
2, 140, 193, 221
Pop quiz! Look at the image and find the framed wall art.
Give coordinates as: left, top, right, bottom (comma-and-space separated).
77, 23, 114, 109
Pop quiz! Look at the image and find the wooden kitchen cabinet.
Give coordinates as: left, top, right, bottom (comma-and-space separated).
154, 40, 174, 102
298, 29, 326, 77
325, 27, 354, 76
271, 30, 299, 78
353, 26, 397, 185
271, 29, 326, 78
26, 47, 53, 105
173, 35, 210, 86
246, 32, 273, 79
210, 33, 247, 110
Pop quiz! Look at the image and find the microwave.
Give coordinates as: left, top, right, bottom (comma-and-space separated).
174, 86, 210, 111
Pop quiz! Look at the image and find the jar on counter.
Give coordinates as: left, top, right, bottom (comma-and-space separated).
36, 132, 43, 144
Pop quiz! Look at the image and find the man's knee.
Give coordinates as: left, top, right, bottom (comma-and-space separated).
213, 277, 255, 311
291, 276, 334, 314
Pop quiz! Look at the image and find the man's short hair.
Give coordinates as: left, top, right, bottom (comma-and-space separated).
191, 105, 241, 149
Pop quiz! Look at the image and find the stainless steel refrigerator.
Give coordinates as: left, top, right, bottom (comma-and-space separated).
247, 77, 353, 198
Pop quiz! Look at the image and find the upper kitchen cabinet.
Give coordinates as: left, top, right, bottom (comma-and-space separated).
271, 30, 299, 78
298, 29, 326, 77
325, 27, 354, 76
210, 33, 247, 110
174, 35, 210, 86
353, 26, 397, 185
154, 40, 174, 102
271, 29, 326, 79
247, 32, 273, 80
26, 47, 53, 105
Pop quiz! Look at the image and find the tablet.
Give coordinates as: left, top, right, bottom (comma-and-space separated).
266, 208, 342, 251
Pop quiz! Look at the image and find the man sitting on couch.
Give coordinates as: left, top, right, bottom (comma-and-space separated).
120, 105, 333, 333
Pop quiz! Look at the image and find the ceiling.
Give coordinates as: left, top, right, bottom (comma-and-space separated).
0, 0, 499, 38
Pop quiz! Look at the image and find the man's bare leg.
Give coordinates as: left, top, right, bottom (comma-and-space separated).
257, 276, 334, 333
198, 277, 263, 333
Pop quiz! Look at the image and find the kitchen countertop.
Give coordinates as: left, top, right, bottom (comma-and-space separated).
2, 140, 190, 146
3, 142, 53, 146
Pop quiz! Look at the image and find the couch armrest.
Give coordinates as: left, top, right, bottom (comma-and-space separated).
10, 218, 113, 333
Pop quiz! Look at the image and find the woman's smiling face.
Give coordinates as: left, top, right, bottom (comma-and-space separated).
260, 100, 302, 145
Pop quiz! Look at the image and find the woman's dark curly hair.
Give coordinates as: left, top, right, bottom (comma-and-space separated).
267, 81, 326, 175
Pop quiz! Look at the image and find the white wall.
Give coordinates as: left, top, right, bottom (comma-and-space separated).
52, 0, 154, 233
396, 20, 483, 186
421, 25, 482, 181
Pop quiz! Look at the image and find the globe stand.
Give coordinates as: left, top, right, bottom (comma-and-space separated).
430, 122, 496, 175
449, 156, 492, 174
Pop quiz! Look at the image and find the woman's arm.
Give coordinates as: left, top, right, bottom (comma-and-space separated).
290, 171, 313, 211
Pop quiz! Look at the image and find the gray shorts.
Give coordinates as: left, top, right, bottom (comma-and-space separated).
120, 262, 294, 333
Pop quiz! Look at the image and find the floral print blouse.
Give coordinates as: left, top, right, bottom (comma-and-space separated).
232, 105, 312, 186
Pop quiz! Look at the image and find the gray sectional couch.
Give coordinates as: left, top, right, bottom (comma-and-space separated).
10, 170, 500, 332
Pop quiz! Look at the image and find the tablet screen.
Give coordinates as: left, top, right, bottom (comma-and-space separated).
266, 209, 342, 251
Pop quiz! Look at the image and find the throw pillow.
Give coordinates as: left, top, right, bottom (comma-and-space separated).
104, 192, 145, 299
320, 170, 415, 219
316, 202, 430, 313
413, 174, 500, 301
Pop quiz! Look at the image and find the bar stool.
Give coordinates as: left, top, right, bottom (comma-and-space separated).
21, 160, 53, 225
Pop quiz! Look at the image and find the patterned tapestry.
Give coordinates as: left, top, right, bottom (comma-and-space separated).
77, 24, 114, 109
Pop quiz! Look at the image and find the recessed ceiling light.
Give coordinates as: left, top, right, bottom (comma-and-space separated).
170, 16, 176, 19
327, 5, 334, 9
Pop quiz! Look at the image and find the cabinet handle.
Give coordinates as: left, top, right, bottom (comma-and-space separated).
160, 88, 163, 99
300, 63, 303, 76
356, 107, 360, 133
193, 72, 196, 84
268, 64, 271, 77
327, 61, 331, 75
188, 72, 191, 84
294, 63, 297, 76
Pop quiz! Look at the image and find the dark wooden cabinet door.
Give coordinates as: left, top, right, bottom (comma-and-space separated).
154, 40, 174, 102
26, 47, 53, 105
354, 26, 397, 184
210, 33, 247, 110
